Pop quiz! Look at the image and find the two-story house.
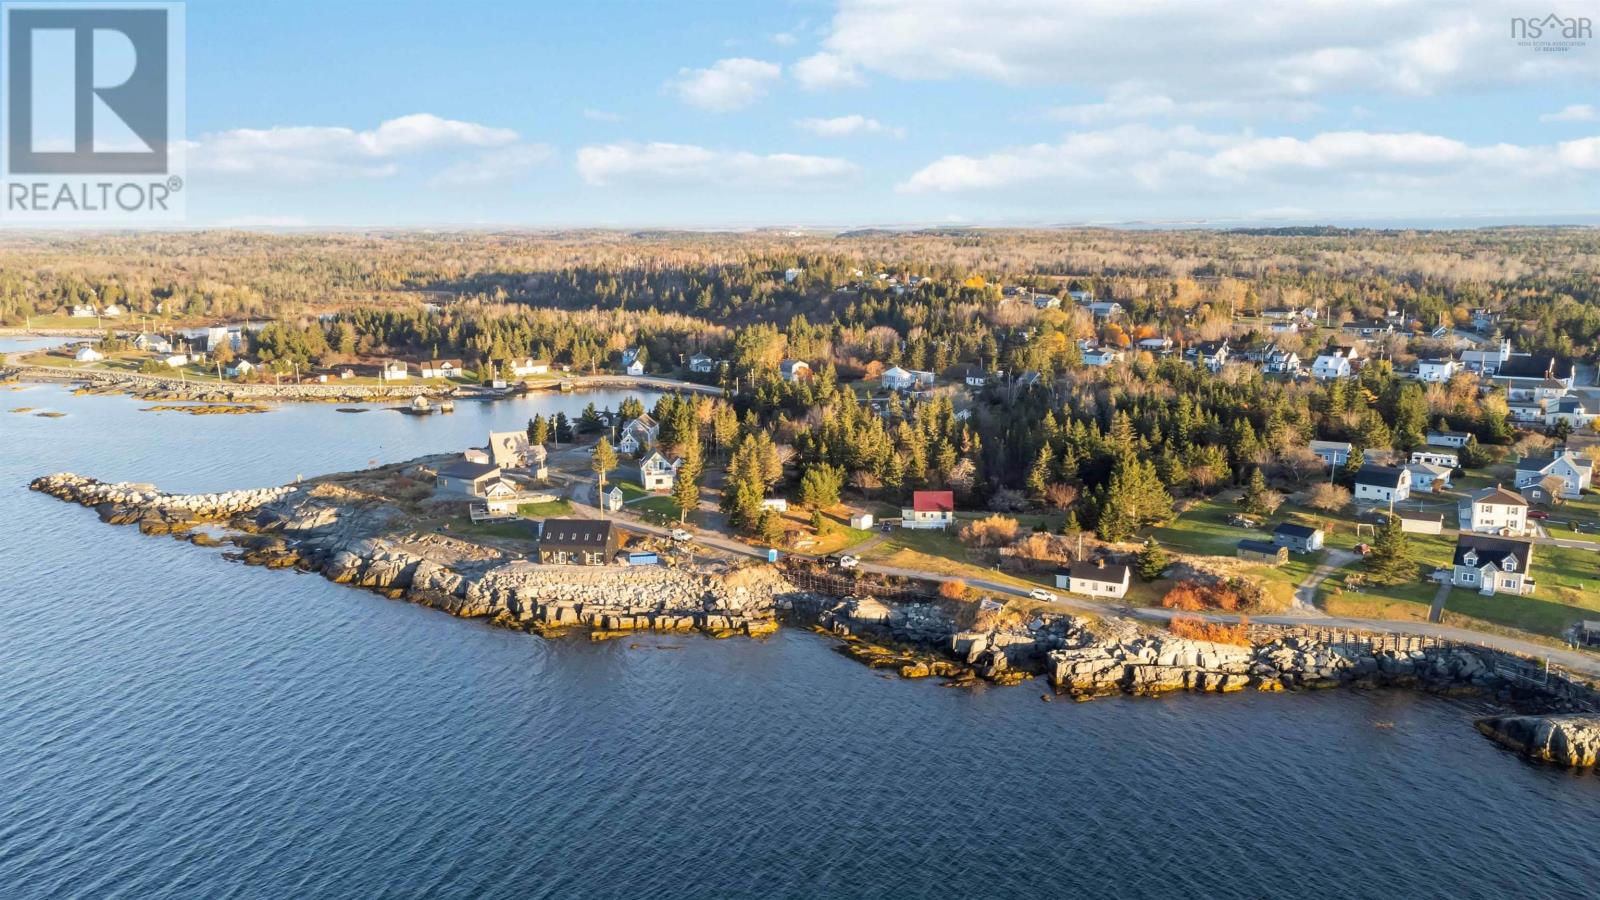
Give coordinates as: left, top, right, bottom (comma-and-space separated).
1463, 485, 1529, 535
1515, 450, 1594, 499
1353, 465, 1411, 504
1449, 535, 1535, 596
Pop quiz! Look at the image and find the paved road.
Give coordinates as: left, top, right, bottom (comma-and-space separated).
557, 482, 1600, 676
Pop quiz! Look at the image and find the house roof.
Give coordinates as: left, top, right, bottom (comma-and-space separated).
1517, 452, 1592, 473
1407, 462, 1451, 478
538, 519, 614, 550
425, 358, 464, 368
1427, 430, 1470, 438
1496, 355, 1570, 380
910, 490, 955, 513
1309, 440, 1352, 452
1471, 485, 1528, 507
1353, 465, 1406, 488
1272, 523, 1319, 540
438, 460, 500, 481
1452, 534, 1533, 571
1237, 539, 1283, 555
1068, 562, 1130, 584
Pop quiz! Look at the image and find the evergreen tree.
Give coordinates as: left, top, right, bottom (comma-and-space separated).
1365, 515, 1414, 585
590, 437, 618, 504
1136, 539, 1170, 582
671, 431, 702, 524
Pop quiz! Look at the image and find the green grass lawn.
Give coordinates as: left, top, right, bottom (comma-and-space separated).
1149, 498, 1256, 556
1435, 544, 1600, 639
632, 496, 681, 520
516, 498, 573, 517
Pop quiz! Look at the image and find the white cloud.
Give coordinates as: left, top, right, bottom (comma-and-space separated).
668, 58, 782, 111
1046, 82, 1319, 124
430, 144, 554, 187
583, 109, 624, 123
577, 142, 857, 188
899, 126, 1594, 194
813, 0, 1599, 100
1541, 104, 1598, 123
188, 113, 520, 182
771, 32, 797, 46
795, 114, 905, 138
792, 52, 864, 90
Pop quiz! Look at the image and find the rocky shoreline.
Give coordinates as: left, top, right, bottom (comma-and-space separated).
28, 467, 1600, 770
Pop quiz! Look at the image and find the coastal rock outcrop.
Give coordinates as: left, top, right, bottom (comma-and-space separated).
1475, 715, 1600, 768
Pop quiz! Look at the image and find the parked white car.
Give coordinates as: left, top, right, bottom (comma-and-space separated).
1028, 588, 1059, 603
670, 528, 693, 542
836, 554, 859, 569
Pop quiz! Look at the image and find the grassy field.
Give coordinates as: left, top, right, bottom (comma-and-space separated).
859, 527, 1056, 591
1149, 498, 1254, 556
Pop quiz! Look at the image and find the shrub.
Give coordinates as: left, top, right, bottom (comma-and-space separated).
1168, 615, 1252, 646
959, 514, 1020, 548
938, 579, 970, 601
1160, 579, 1249, 612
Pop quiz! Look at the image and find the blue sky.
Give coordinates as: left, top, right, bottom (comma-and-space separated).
171, 0, 1600, 227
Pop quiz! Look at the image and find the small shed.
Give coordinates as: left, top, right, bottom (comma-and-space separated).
625, 551, 660, 566
1396, 512, 1444, 535
1237, 539, 1288, 565
850, 512, 874, 530
605, 485, 624, 512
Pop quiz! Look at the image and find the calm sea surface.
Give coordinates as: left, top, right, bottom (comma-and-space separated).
2, 379, 1599, 899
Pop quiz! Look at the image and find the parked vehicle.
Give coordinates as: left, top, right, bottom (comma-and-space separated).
670, 528, 693, 542
1527, 510, 1551, 520
1028, 588, 1060, 603
836, 554, 859, 570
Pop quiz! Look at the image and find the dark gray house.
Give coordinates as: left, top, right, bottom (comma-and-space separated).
1272, 522, 1324, 553
536, 519, 619, 566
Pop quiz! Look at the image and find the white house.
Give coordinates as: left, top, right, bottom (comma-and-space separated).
1311, 354, 1353, 380
1085, 301, 1123, 319
101, 304, 125, 317
689, 354, 716, 374
1265, 349, 1301, 374
620, 347, 644, 376
1450, 535, 1535, 596
225, 359, 258, 378
1410, 450, 1459, 468
1137, 337, 1173, 353
779, 359, 812, 382
1427, 430, 1471, 448
1081, 347, 1122, 367
1191, 340, 1229, 372
1309, 440, 1353, 468
132, 333, 172, 353
900, 490, 955, 529
1032, 293, 1061, 310
159, 352, 189, 368
1353, 465, 1410, 504
1415, 357, 1458, 383
1547, 395, 1598, 431
1054, 561, 1131, 599
1515, 450, 1594, 499
760, 497, 788, 513
508, 358, 550, 377
420, 359, 464, 379
382, 360, 409, 381
1406, 461, 1452, 492
69, 304, 98, 318
784, 267, 804, 283
617, 414, 660, 454
73, 345, 103, 362
638, 450, 681, 491
880, 366, 917, 390
1269, 320, 1300, 335
1463, 485, 1529, 536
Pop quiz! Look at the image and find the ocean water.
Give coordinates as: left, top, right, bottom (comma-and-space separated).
2, 382, 1599, 900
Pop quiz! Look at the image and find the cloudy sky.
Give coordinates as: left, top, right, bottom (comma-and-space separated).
175, 0, 1600, 227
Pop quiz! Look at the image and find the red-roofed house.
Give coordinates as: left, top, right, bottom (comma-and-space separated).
901, 490, 956, 529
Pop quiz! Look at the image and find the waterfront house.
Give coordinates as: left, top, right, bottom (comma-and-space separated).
617, 414, 660, 454
1449, 535, 1535, 596
1353, 465, 1410, 504
1054, 560, 1131, 598
1237, 539, 1288, 565
486, 431, 534, 469
638, 450, 681, 491
69, 304, 98, 318
536, 519, 618, 566
159, 352, 189, 368
1463, 485, 1528, 535
780, 359, 812, 382
1271, 522, 1324, 554
435, 460, 502, 497
901, 490, 955, 529
1426, 430, 1471, 448
420, 359, 464, 380
1410, 449, 1459, 469
1309, 440, 1353, 468
689, 353, 716, 374
508, 358, 550, 377
132, 333, 172, 353
101, 304, 124, 317
382, 360, 410, 381
73, 345, 104, 362
1515, 450, 1593, 499
225, 359, 258, 378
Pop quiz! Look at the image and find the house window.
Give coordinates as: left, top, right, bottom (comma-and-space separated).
1461, 572, 1476, 583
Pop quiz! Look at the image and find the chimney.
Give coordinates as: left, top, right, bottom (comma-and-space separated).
1096, 558, 1106, 569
